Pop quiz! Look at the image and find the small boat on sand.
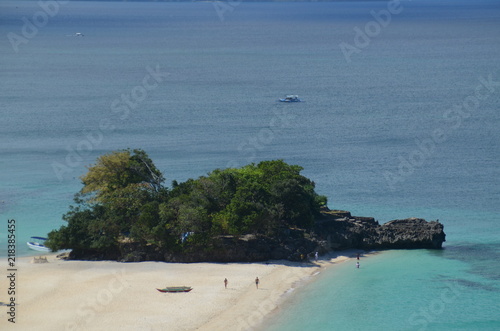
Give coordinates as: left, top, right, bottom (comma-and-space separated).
27, 237, 51, 252
157, 286, 192, 293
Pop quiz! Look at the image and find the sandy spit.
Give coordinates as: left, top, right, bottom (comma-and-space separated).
0, 251, 358, 331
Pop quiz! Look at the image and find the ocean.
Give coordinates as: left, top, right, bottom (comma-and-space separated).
0, 0, 499, 330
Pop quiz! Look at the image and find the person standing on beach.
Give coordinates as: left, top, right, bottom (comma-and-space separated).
356, 261, 360, 268
255, 277, 259, 289
224, 278, 228, 289
315, 251, 318, 261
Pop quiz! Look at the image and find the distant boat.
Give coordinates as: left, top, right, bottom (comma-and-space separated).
156, 286, 193, 293
279, 95, 301, 102
27, 237, 51, 252
65, 33, 84, 37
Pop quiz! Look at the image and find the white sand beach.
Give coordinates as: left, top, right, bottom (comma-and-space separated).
1, 252, 357, 331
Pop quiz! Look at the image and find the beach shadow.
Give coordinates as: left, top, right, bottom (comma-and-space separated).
257, 260, 321, 268
252, 249, 365, 268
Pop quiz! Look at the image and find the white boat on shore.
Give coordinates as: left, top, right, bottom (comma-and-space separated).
27, 237, 51, 252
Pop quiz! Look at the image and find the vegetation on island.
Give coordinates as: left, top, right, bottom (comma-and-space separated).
46, 149, 327, 257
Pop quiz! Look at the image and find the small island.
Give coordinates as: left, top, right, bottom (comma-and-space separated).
47, 149, 445, 262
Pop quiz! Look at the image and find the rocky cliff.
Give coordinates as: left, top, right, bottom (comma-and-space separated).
110, 209, 446, 262
314, 209, 446, 251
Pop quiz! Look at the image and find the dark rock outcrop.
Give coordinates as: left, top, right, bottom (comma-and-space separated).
366, 218, 446, 249
315, 211, 445, 251
118, 230, 320, 263
68, 209, 446, 263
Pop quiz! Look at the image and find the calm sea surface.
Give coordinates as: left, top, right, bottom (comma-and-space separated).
1, 1, 499, 330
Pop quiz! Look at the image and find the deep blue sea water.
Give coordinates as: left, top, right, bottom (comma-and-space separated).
0, 1, 499, 330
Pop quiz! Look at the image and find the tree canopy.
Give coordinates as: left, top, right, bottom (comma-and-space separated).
80, 149, 164, 203
46, 150, 327, 257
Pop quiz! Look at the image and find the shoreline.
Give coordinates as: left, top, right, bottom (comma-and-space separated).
252, 250, 380, 331
198, 250, 359, 331
0, 250, 370, 331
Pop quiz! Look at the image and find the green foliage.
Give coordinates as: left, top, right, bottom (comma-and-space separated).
46, 205, 114, 251
80, 148, 164, 204
47, 151, 328, 257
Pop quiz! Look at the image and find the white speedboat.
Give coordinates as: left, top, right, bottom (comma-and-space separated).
279, 95, 301, 102
27, 237, 51, 252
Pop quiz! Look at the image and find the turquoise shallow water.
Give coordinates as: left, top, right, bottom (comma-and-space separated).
262, 203, 499, 331
0, 0, 499, 329
265, 248, 500, 331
